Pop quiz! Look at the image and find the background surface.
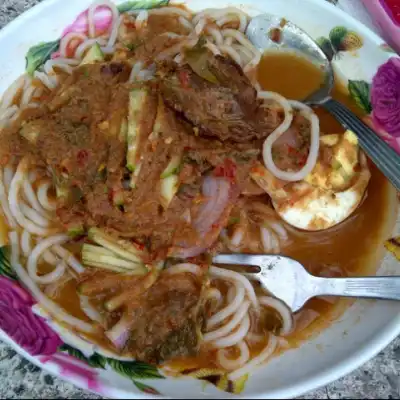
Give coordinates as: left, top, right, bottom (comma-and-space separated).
0, 0, 399, 398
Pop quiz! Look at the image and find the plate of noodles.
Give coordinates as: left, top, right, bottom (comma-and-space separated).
0, 0, 399, 398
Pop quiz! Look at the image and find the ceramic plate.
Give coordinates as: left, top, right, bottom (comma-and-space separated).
0, 0, 399, 398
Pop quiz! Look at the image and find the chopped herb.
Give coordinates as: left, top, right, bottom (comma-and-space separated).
125, 43, 136, 51
228, 217, 240, 226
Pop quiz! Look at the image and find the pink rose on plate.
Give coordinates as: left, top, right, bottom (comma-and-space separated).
371, 57, 400, 137
0, 276, 62, 356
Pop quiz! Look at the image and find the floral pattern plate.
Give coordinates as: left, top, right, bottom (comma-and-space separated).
0, 0, 399, 398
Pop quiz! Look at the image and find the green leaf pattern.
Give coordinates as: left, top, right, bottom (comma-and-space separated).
0, 246, 16, 280
133, 380, 162, 395
59, 344, 163, 395
117, 0, 169, 13
59, 344, 107, 369
107, 358, 164, 380
25, 40, 60, 76
348, 80, 372, 114
379, 43, 397, 53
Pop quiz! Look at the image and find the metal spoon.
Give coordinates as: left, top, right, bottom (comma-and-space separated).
213, 253, 400, 312
246, 14, 400, 191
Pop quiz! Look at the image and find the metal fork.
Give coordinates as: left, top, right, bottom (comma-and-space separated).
212, 254, 400, 312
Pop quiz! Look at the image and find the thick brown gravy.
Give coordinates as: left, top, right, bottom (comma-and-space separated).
44, 51, 396, 358
257, 50, 395, 345
3, 48, 395, 370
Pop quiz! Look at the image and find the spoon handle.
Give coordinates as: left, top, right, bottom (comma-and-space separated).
323, 98, 400, 191
312, 276, 400, 301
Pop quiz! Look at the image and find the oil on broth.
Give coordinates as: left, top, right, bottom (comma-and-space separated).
257, 50, 325, 101
257, 50, 395, 345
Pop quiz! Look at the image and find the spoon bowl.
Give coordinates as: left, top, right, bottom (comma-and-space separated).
246, 13, 334, 105
246, 13, 400, 191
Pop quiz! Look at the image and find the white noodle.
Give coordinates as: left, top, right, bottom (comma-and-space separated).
59, 32, 88, 58
221, 29, 259, 57
204, 300, 250, 342
88, 0, 119, 39
260, 226, 272, 252
156, 37, 199, 60
75, 38, 107, 60
0, 169, 16, 228
178, 16, 193, 31
21, 230, 32, 257
0, 105, 19, 126
259, 296, 293, 336
233, 43, 253, 60
148, 7, 192, 19
212, 314, 250, 348
20, 202, 50, 227
238, 13, 248, 32
9, 159, 57, 236
23, 177, 50, 218
129, 61, 144, 82
106, 14, 123, 49
27, 235, 70, 284
8, 166, 56, 236
79, 295, 104, 323
9, 231, 20, 266
205, 41, 221, 56
9, 109, 21, 123
20, 84, 36, 108
207, 285, 245, 329
42, 250, 59, 266
193, 8, 248, 28
12, 256, 94, 333
270, 232, 280, 253
161, 32, 183, 39
228, 334, 278, 380
0, 75, 26, 111
217, 13, 247, 32
52, 245, 84, 274
135, 10, 148, 31
227, 285, 236, 303
268, 221, 289, 242
37, 181, 56, 211
219, 45, 242, 66
43, 59, 77, 76
262, 97, 320, 181
33, 71, 58, 90
3, 166, 14, 191
210, 266, 258, 309
231, 227, 244, 247
194, 18, 206, 35
217, 341, 250, 370
165, 263, 202, 275
174, 53, 184, 64
206, 26, 224, 45
206, 288, 223, 312
244, 51, 262, 73
246, 332, 265, 344
216, 15, 236, 28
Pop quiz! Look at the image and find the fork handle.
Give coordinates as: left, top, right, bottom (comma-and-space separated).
313, 276, 400, 301
323, 98, 400, 192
